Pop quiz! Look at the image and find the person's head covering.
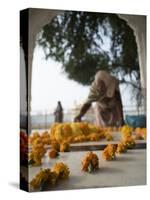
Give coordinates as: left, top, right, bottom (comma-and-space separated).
56, 101, 63, 111
94, 70, 119, 98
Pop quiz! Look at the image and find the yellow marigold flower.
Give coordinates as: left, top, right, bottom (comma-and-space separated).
73, 135, 87, 143
48, 149, 59, 159
60, 142, 70, 152
30, 168, 57, 190
102, 144, 117, 161
104, 132, 113, 141
87, 133, 101, 141
116, 142, 127, 153
51, 162, 70, 179
135, 127, 146, 140
29, 132, 40, 145
77, 122, 90, 135
81, 152, 99, 172
122, 136, 135, 149
51, 141, 60, 151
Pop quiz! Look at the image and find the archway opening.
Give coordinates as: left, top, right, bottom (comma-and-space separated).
30, 10, 145, 131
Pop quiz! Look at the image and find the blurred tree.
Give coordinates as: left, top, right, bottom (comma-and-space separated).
38, 11, 142, 105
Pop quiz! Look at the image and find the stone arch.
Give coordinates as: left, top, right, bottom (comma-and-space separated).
23, 9, 146, 132
119, 14, 146, 114
119, 14, 146, 94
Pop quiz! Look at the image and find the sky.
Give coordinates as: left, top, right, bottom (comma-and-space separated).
31, 45, 137, 113
31, 45, 89, 112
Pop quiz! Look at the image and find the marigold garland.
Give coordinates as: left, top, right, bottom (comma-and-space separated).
51, 162, 70, 179
81, 152, 99, 172
102, 144, 117, 161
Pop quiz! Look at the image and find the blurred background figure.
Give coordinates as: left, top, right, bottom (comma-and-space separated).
74, 70, 124, 127
54, 101, 63, 123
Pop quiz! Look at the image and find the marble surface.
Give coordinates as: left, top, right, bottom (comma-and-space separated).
29, 149, 146, 192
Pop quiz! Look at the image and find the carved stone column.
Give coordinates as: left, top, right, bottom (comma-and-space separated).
28, 9, 62, 132
119, 14, 146, 112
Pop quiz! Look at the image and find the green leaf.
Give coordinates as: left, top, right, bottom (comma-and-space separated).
88, 161, 94, 173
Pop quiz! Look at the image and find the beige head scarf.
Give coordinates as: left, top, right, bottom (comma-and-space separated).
94, 70, 119, 98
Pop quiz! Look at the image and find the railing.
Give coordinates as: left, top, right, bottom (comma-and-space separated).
31, 105, 146, 130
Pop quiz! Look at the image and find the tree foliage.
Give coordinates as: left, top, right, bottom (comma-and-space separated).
38, 11, 141, 102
